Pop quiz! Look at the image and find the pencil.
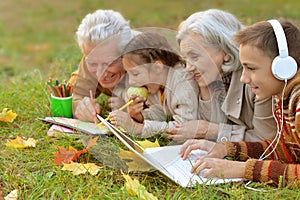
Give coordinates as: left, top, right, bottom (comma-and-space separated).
61, 84, 65, 97
47, 77, 57, 96
69, 84, 73, 96
63, 80, 67, 97
53, 85, 62, 97
118, 99, 134, 111
96, 99, 134, 127
66, 84, 71, 97
48, 77, 53, 87
90, 90, 96, 109
47, 84, 55, 96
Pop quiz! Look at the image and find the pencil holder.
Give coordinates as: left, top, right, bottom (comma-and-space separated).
51, 94, 73, 118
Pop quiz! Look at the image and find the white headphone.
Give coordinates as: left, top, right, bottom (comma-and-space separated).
268, 19, 297, 80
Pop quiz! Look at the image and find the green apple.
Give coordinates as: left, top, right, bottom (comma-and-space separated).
127, 86, 148, 99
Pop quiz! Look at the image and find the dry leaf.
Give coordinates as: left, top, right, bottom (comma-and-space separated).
122, 173, 157, 200
5, 136, 37, 148
0, 108, 17, 123
62, 162, 101, 175
136, 139, 160, 149
116, 139, 159, 172
83, 163, 102, 175
52, 136, 98, 165
85, 136, 99, 150
117, 148, 154, 172
52, 146, 83, 165
4, 189, 18, 200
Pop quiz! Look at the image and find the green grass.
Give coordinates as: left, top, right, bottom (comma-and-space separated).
1, 0, 300, 199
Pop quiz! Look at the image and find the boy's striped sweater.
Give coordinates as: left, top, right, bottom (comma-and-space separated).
222, 72, 300, 187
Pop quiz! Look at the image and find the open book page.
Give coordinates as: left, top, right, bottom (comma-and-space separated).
143, 145, 242, 187
41, 117, 109, 135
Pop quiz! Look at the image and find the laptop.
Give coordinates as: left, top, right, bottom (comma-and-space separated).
97, 115, 242, 187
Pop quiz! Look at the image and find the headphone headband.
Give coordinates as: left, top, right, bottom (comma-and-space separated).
268, 20, 289, 58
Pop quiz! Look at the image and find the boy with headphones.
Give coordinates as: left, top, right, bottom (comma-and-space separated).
178, 19, 300, 187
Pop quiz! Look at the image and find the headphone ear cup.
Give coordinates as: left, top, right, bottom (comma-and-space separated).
271, 56, 297, 80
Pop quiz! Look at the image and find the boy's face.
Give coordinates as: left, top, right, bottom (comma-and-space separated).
239, 44, 285, 100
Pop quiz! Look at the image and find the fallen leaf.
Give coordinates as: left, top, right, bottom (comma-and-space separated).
53, 146, 82, 165
84, 136, 99, 150
122, 173, 157, 200
117, 148, 154, 172
0, 108, 17, 123
62, 162, 101, 175
5, 136, 37, 148
4, 189, 18, 200
116, 139, 159, 172
84, 163, 102, 175
52, 136, 98, 165
136, 139, 160, 149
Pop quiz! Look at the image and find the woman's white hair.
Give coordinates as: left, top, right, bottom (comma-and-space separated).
177, 9, 244, 72
76, 9, 131, 51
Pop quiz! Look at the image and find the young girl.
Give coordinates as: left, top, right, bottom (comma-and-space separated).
109, 32, 199, 137
180, 19, 300, 187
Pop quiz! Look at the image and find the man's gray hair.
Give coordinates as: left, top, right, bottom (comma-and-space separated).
76, 9, 131, 51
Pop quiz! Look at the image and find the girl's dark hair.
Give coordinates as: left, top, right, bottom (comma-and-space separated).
123, 32, 183, 67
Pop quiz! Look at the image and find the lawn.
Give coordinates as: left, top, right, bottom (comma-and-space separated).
1, 0, 300, 199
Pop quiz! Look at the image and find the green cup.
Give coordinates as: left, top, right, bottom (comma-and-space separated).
51, 94, 73, 118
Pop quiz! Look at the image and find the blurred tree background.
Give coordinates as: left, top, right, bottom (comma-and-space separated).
0, 0, 299, 78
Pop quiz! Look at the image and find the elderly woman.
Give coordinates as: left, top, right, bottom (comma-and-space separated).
166, 9, 277, 143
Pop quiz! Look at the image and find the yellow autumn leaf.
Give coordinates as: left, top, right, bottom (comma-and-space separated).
136, 139, 160, 149
117, 148, 155, 172
0, 108, 17, 123
122, 173, 157, 200
68, 145, 77, 151
62, 162, 101, 176
5, 136, 37, 148
4, 189, 18, 200
84, 163, 102, 175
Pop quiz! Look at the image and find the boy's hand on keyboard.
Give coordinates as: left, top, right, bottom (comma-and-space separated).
190, 158, 245, 179
179, 139, 227, 160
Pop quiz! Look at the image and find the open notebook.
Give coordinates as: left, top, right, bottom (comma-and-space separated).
40, 117, 109, 135
97, 115, 242, 188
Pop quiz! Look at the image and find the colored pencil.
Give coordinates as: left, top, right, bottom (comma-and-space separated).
47, 77, 73, 97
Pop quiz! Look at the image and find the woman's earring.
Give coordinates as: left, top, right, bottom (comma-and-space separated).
224, 54, 230, 63
223, 54, 232, 66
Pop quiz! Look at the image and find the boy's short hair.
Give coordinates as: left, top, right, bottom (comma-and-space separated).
232, 19, 300, 68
